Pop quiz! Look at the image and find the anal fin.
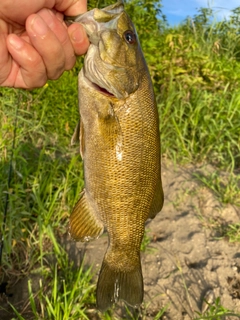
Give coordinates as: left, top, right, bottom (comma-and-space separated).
69, 190, 104, 241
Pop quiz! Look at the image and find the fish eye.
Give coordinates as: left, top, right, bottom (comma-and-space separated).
123, 30, 137, 44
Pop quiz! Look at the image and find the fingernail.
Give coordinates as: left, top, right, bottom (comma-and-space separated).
71, 26, 84, 43
31, 15, 48, 36
8, 34, 24, 50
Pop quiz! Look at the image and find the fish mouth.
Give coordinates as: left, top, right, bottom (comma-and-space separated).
87, 78, 115, 97
94, 82, 115, 97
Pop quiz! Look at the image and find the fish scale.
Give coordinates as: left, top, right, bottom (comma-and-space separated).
67, 1, 163, 311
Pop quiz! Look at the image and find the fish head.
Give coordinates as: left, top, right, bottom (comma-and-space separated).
73, 1, 146, 99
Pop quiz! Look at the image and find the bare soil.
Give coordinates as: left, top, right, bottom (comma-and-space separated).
1, 159, 240, 319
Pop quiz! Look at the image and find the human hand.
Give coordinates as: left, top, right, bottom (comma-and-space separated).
0, 0, 89, 89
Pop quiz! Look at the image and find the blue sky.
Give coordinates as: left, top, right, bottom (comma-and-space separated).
161, 0, 240, 25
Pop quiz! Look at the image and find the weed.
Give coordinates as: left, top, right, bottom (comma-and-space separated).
194, 296, 240, 319
140, 229, 151, 252
194, 170, 240, 207
8, 250, 95, 319
215, 222, 240, 243
29, 260, 94, 319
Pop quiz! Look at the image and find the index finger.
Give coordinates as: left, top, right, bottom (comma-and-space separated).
2, 0, 87, 24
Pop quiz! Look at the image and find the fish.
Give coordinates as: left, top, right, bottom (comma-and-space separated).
66, 0, 164, 312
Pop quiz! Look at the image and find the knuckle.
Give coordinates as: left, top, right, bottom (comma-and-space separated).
65, 54, 76, 71
47, 64, 65, 80
23, 69, 48, 88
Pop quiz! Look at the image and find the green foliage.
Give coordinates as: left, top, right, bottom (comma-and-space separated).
0, 74, 86, 316
150, 8, 240, 172
213, 222, 240, 243
194, 296, 240, 319
0, 71, 83, 261
27, 259, 95, 319
140, 229, 151, 252
224, 223, 240, 243
194, 170, 240, 207
159, 86, 240, 167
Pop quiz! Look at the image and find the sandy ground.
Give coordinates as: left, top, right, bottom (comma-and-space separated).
142, 160, 240, 319
1, 159, 240, 319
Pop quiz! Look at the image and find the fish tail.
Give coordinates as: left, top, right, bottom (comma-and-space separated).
96, 254, 143, 312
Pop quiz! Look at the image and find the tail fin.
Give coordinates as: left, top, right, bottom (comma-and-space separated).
96, 256, 143, 312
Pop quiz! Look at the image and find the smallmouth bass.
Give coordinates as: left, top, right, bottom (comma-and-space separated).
67, 1, 164, 311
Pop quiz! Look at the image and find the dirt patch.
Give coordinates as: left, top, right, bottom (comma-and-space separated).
1, 160, 240, 319
141, 160, 240, 319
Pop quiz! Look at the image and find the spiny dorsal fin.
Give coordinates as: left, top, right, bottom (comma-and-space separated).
69, 190, 104, 241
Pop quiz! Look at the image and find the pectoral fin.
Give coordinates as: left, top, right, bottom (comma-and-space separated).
148, 177, 164, 219
69, 190, 104, 241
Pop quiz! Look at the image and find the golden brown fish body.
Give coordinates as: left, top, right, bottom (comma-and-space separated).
68, 1, 163, 311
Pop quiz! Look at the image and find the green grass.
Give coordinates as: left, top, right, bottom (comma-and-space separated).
140, 229, 151, 252
0, 75, 91, 318
194, 170, 240, 207
27, 258, 94, 319
158, 83, 240, 169
194, 297, 240, 320
212, 222, 240, 243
